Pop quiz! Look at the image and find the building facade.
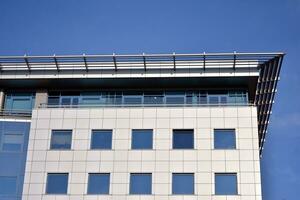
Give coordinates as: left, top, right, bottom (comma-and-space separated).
0, 53, 284, 200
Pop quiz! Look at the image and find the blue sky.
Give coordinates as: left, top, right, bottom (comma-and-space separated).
0, 0, 299, 199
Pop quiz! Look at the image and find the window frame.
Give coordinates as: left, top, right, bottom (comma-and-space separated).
90, 129, 113, 150
214, 129, 236, 149
87, 173, 110, 195
215, 173, 238, 195
129, 173, 152, 195
46, 173, 69, 195
172, 129, 194, 149
50, 130, 72, 150
131, 129, 153, 150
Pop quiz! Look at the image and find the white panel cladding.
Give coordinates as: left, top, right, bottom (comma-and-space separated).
23, 106, 261, 200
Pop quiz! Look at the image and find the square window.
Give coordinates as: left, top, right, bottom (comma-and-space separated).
1, 134, 23, 151
214, 129, 236, 149
130, 173, 152, 194
46, 173, 68, 194
0, 176, 17, 195
172, 173, 194, 194
173, 129, 194, 149
87, 173, 110, 194
50, 130, 72, 150
132, 129, 153, 149
215, 173, 237, 195
91, 130, 112, 149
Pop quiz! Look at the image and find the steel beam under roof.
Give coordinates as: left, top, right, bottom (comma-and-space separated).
0, 52, 285, 154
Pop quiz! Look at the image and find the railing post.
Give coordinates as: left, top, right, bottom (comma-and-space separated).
0, 90, 4, 110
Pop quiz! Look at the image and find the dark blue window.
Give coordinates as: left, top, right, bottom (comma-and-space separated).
215, 173, 237, 195
0, 177, 17, 195
46, 173, 68, 194
172, 173, 194, 194
132, 129, 153, 149
130, 173, 152, 194
88, 173, 110, 194
173, 129, 194, 149
91, 130, 112, 149
50, 130, 72, 149
214, 129, 236, 149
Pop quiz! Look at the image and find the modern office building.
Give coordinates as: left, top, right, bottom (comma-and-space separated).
0, 52, 284, 200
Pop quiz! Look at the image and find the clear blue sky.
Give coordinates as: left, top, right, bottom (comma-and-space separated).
1, 0, 299, 199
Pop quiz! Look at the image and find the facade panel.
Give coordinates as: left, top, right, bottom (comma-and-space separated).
22, 106, 261, 199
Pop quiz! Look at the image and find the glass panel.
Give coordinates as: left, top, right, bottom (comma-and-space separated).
208, 96, 219, 104
130, 173, 152, 194
220, 96, 227, 104
46, 173, 68, 194
4, 93, 35, 112
132, 130, 153, 149
123, 96, 142, 104
215, 173, 237, 195
50, 130, 72, 149
88, 173, 110, 194
61, 98, 71, 105
199, 93, 207, 104
0, 177, 17, 195
214, 129, 236, 149
91, 130, 112, 149
2, 134, 23, 151
72, 98, 79, 105
173, 130, 194, 149
166, 96, 185, 104
81, 97, 101, 105
12, 98, 32, 110
48, 97, 60, 105
172, 173, 194, 194
144, 96, 164, 104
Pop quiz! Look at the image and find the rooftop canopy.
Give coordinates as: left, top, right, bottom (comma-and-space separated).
0, 52, 285, 153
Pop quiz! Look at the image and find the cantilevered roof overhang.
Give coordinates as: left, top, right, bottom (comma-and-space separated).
0, 52, 285, 154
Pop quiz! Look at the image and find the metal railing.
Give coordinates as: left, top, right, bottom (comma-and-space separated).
0, 109, 32, 117
39, 103, 254, 109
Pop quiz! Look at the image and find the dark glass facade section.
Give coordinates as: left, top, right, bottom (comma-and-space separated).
46, 173, 68, 194
47, 90, 248, 106
91, 130, 112, 149
215, 173, 238, 195
214, 129, 236, 149
173, 129, 194, 149
130, 173, 152, 194
131, 129, 153, 149
50, 130, 72, 150
172, 173, 194, 194
0, 121, 30, 200
87, 173, 110, 194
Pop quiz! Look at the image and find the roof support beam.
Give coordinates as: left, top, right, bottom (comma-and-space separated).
233, 52, 236, 70
83, 54, 88, 72
113, 54, 117, 71
203, 53, 206, 70
173, 53, 176, 71
143, 53, 146, 71
24, 55, 30, 71
53, 55, 59, 72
